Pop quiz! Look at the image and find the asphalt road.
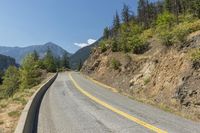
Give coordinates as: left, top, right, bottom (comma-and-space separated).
37, 72, 200, 133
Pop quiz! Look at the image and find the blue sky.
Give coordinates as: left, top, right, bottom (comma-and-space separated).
0, 0, 156, 53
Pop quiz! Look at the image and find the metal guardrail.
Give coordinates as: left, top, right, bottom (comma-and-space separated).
14, 73, 58, 133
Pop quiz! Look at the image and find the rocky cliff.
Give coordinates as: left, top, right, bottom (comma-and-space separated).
82, 31, 200, 121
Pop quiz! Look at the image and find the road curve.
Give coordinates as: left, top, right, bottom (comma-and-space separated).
37, 72, 200, 133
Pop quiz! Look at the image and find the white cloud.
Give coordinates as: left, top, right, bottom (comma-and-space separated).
74, 38, 96, 48
87, 39, 96, 45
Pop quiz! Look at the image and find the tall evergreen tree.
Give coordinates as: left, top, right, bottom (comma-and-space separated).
103, 27, 110, 39
43, 48, 56, 72
61, 52, 69, 69
121, 4, 131, 24
2, 66, 20, 97
20, 53, 41, 89
113, 11, 120, 34
138, 0, 150, 28
165, 0, 173, 12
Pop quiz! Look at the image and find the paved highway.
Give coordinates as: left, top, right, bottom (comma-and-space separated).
37, 72, 200, 133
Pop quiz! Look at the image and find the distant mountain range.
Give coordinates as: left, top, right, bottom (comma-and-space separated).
0, 40, 101, 70
69, 38, 101, 70
0, 54, 17, 71
0, 42, 71, 64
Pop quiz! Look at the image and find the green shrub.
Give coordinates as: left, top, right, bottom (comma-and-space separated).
159, 30, 173, 46
156, 11, 175, 30
0, 103, 7, 108
190, 49, 200, 69
179, 14, 198, 23
191, 49, 200, 62
119, 22, 148, 53
129, 35, 148, 54
8, 111, 20, 118
144, 77, 151, 85
99, 41, 107, 53
172, 21, 200, 43
110, 58, 121, 70
111, 39, 119, 52
13, 97, 27, 105
141, 29, 154, 40
157, 19, 200, 46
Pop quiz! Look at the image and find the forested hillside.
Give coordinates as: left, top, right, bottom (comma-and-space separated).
82, 0, 200, 121
0, 54, 16, 71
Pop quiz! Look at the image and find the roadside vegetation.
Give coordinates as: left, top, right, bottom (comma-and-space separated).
110, 58, 121, 70
0, 48, 70, 99
83, 0, 200, 121
99, 0, 200, 62
0, 48, 70, 132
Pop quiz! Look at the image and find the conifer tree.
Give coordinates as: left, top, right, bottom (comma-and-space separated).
113, 11, 120, 34
61, 52, 69, 69
43, 48, 56, 72
121, 4, 131, 24
2, 66, 20, 97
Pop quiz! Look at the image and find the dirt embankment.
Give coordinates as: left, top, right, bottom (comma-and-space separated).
82, 32, 200, 121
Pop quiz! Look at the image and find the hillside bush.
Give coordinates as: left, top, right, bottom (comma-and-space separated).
141, 29, 154, 41
159, 30, 174, 46
119, 22, 148, 53
172, 20, 200, 43
111, 38, 119, 52
191, 49, 200, 69
110, 58, 121, 70
157, 15, 200, 46
99, 41, 107, 53
129, 35, 148, 54
191, 49, 200, 62
156, 11, 175, 30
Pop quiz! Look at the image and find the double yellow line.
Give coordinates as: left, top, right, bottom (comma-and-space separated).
69, 73, 167, 133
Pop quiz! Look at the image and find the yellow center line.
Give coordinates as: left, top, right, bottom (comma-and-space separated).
68, 73, 167, 133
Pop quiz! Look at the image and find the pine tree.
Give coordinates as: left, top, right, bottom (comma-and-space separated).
43, 48, 56, 72
61, 52, 69, 69
121, 4, 131, 24
111, 38, 119, 52
113, 11, 120, 34
2, 66, 20, 97
20, 53, 41, 89
54, 56, 61, 69
165, 0, 173, 12
103, 27, 110, 39
138, 0, 150, 28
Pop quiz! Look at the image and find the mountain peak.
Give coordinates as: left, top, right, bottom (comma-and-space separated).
44, 42, 57, 46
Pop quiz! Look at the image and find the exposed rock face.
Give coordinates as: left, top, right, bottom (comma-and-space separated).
82, 36, 200, 121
